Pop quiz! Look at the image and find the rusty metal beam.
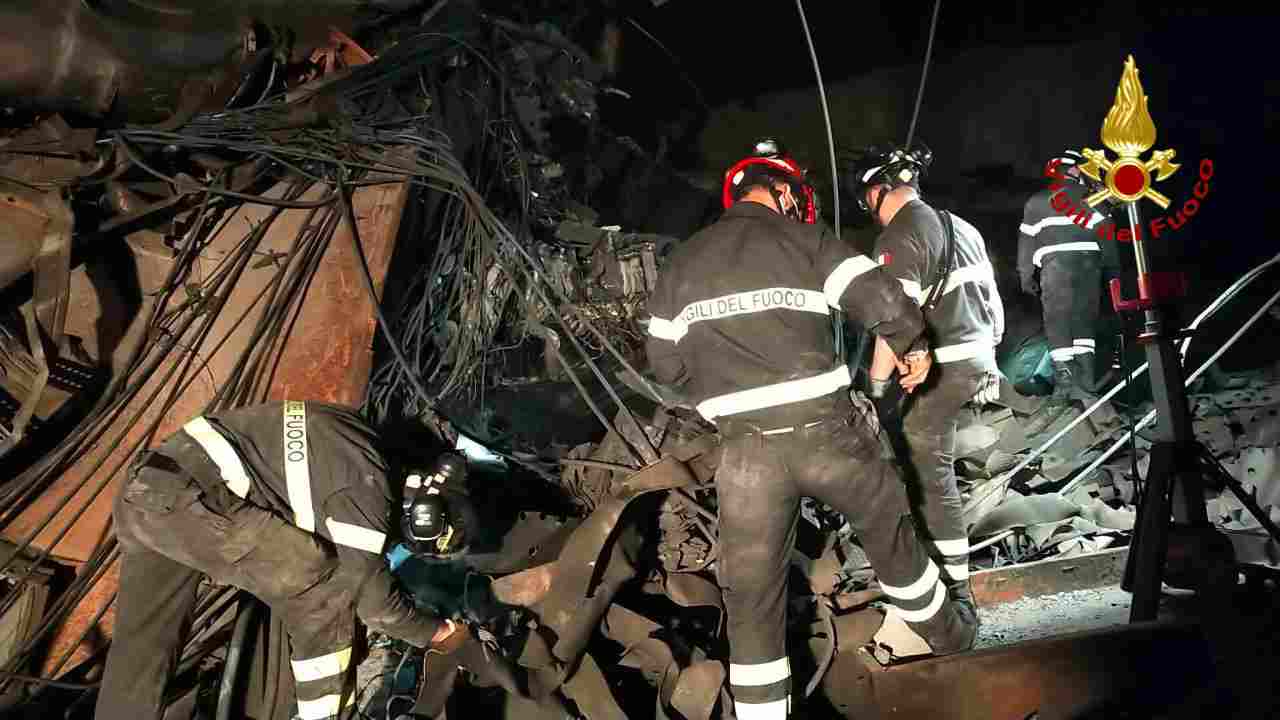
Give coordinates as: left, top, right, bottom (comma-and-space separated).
821, 620, 1214, 720
970, 547, 1129, 607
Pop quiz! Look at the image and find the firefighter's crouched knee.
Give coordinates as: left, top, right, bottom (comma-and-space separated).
241, 523, 339, 598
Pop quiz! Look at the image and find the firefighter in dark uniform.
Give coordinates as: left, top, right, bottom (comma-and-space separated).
645, 139, 977, 720
1018, 150, 1122, 436
96, 401, 476, 720
844, 142, 1005, 621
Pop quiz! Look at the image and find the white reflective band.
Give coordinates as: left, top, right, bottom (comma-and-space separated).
182, 417, 251, 499
646, 315, 684, 342
895, 580, 947, 623
324, 517, 387, 554
860, 165, 885, 183
932, 260, 995, 298
933, 538, 970, 556
734, 697, 790, 720
879, 559, 940, 602
1050, 347, 1090, 361
698, 365, 850, 421
296, 694, 340, 720
282, 401, 316, 532
823, 256, 879, 307
933, 339, 995, 364
944, 563, 970, 581
730, 657, 790, 687
295, 692, 356, 720
921, 257, 998, 302
1073, 338, 1096, 347
291, 647, 352, 683
654, 288, 830, 345
1032, 241, 1101, 267
1019, 215, 1080, 237
405, 474, 423, 489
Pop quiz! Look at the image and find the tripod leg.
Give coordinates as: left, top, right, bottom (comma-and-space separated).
1125, 441, 1177, 622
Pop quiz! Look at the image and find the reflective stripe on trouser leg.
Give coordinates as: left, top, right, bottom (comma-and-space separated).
730, 657, 792, 719
1041, 252, 1100, 355
715, 434, 797, 719
899, 373, 972, 588
295, 676, 360, 712
286, 593, 357, 720
878, 561, 947, 622
794, 414, 974, 654
934, 538, 970, 581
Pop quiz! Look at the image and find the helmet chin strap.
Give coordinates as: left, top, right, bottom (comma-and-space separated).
870, 184, 890, 226
769, 183, 800, 221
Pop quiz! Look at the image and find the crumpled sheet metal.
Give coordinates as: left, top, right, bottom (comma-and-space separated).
970, 493, 1133, 559
513, 453, 696, 707
970, 494, 1081, 538
562, 651, 627, 720
600, 604, 723, 720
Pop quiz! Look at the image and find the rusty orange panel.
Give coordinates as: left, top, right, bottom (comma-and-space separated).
268, 168, 407, 404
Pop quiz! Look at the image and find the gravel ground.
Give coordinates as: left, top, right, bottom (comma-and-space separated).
974, 585, 1141, 649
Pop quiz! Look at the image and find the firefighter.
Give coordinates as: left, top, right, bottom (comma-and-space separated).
96, 401, 477, 720
843, 141, 1005, 619
645, 138, 977, 720
1017, 150, 1122, 436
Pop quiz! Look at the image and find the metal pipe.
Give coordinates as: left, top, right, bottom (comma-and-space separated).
794, 0, 839, 237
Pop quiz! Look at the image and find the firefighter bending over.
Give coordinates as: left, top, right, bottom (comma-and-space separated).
96, 401, 477, 720
644, 138, 978, 720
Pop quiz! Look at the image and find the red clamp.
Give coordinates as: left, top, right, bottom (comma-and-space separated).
1109, 271, 1189, 313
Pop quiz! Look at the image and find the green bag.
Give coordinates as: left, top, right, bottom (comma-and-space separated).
999, 336, 1054, 396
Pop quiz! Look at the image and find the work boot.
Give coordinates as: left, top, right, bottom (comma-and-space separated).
1068, 355, 1124, 431
947, 579, 980, 629
1023, 359, 1075, 438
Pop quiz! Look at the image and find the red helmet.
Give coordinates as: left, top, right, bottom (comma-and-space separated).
722, 138, 817, 224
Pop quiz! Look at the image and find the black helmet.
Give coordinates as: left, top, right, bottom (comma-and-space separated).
842, 141, 933, 213
401, 452, 470, 556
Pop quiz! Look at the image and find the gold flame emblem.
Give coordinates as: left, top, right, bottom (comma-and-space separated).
1078, 55, 1180, 208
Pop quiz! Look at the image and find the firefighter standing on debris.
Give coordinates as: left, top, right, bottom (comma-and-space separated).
1017, 150, 1122, 436
96, 401, 477, 720
644, 138, 977, 720
843, 141, 1005, 620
